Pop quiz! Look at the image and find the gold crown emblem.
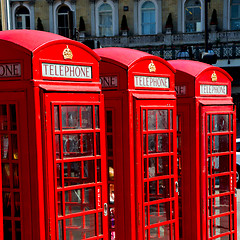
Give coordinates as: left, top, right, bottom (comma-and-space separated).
211, 71, 217, 82
63, 45, 73, 60
148, 60, 156, 73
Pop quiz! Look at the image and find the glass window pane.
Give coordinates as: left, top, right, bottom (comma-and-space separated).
14, 192, 20, 217
64, 160, 95, 186
149, 179, 170, 201
212, 215, 230, 236
212, 155, 230, 174
54, 106, 59, 130
95, 106, 99, 129
3, 192, 11, 216
65, 187, 95, 214
10, 104, 17, 130
63, 133, 94, 158
1, 135, 9, 159
212, 195, 230, 216
212, 115, 229, 132
13, 164, 19, 188
212, 175, 230, 195
149, 202, 170, 225
56, 163, 62, 187
58, 220, 63, 240
212, 135, 229, 153
12, 134, 18, 160
2, 163, 10, 188
0, 105, 7, 130
3, 220, 12, 240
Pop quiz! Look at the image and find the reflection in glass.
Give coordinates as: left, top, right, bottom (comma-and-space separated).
97, 159, 101, 182
212, 175, 230, 195
65, 187, 95, 214
149, 202, 170, 225
1, 135, 9, 159
212, 195, 230, 216
212, 215, 230, 237
57, 192, 63, 216
2, 163, 10, 188
148, 110, 168, 130
13, 164, 19, 188
212, 135, 229, 153
64, 160, 95, 186
63, 133, 94, 158
15, 221, 21, 240
3, 220, 12, 240
0, 105, 8, 130
58, 220, 63, 240
109, 207, 115, 228
96, 132, 101, 155
143, 110, 146, 131
106, 111, 112, 133
3, 192, 11, 216
14, 192, 20, 217
10, 104, 17, 130
109, 184, 114, 204
148, 134, 169, 153
212, 115, 229, 132
98, 212, 102, 235
54, 106, 59, 130
55, 135, 60, 159
12, 134, 18, 160
62, 106, 93, 129
212, 155, 229, 174
95, 106, 99, 128
149, 179, 170, 201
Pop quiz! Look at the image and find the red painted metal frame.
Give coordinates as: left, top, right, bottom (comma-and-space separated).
169, 59, 237, 240
0, 30, 106, 240
95, 47, 178, 240
200, 106, 236, 240
43, 92, 108, 240
134, 99, 178, 240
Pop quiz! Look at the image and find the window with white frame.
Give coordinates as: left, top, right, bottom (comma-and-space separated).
141, 1, 156, 35
185, 0, 201, 32
98, 3, 113, 36
15, 6, 30, 29
231, 0, 240, 30
57, 5, 72, 38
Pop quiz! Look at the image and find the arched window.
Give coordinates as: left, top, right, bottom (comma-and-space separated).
15, 6, 30, 29
141, 1, 156, 35
98, 3, 113, 36
185, 0, 201, 32
231, 0, 240, 30
58, 5, 72, 38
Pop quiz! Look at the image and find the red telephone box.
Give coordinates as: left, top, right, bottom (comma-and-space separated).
0, 30, 108, 240
94, 47, 179, 240
169, 60, 237, 240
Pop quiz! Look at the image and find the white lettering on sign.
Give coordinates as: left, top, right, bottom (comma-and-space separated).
42, 63, 92, 79
175, 85, 186, 95
134, 76, 169, 89
100, 76, 118, 88
97, 187, 101, 208
0, 63, 21, 77
200, 84, 227, 95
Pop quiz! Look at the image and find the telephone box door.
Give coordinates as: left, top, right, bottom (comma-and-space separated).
200, 105, 237, 240
135, 99, 178, 240
43, 92, 108, 240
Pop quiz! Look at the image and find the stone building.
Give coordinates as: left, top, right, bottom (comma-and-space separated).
2, 0, 240, 120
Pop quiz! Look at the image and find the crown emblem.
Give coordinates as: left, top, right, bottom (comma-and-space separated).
211, 71, 217, 82
148, 60, 156, 72
63, 45, 73, 60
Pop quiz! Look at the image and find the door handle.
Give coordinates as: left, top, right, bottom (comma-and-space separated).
104, 203, 108, 216
175, 181, 179, 195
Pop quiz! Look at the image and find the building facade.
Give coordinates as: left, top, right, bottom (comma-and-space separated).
1, 0, 240, 120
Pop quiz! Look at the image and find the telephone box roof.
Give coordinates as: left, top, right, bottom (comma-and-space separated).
94, 47, 175, 72
169, 60, 232, 81
0, 30, 100, 60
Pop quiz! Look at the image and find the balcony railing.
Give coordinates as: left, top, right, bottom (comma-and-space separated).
80, 30, 240, 61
